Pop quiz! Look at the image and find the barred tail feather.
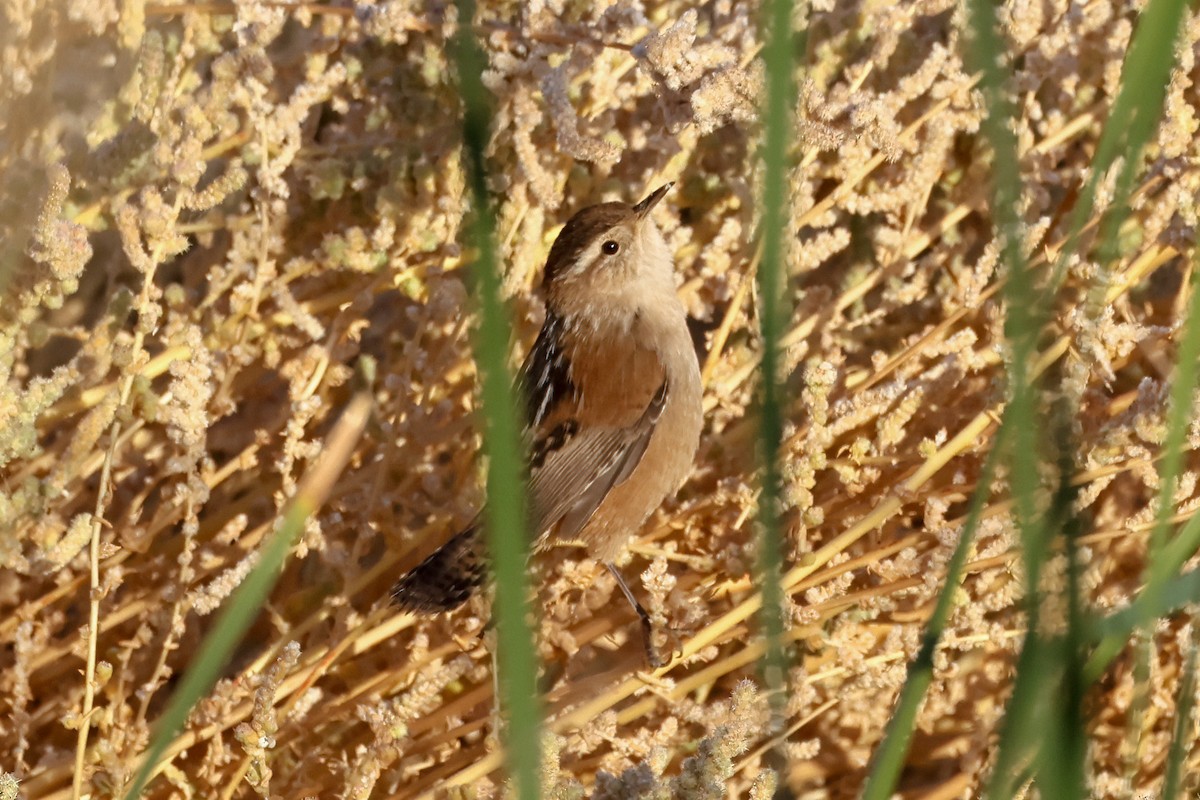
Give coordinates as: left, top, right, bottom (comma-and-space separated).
392, 524, 486, 613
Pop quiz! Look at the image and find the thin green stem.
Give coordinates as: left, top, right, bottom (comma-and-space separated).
1163, 616, 1199, 800
1045, 0, 1188, 296
958, 0, 1047, 794
124, 503, 305, 800
1092, 567, 1200, 646
1085, 250, 1200, 683
960, 0, 1188, 794
1146, 262, 1200, 594
756, 0, 797, 730
1036, 399, 1088, 799
124, 395, 370, 799
860, 431, 1003, 800
451, 2, 541, 799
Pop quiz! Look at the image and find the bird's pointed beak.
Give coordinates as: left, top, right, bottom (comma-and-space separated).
633, 182, 673, 219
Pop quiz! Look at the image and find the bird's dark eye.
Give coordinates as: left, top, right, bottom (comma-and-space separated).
601, 240, 620, 255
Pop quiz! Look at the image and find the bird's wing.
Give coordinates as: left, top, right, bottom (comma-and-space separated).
527, 380, 667, 542
518, 319, 669, 544
518, 310, 574, 430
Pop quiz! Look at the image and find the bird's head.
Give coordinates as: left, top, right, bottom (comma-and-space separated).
541, 183, 675, 304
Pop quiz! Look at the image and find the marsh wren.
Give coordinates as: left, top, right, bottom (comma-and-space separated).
393, 183, 703, 666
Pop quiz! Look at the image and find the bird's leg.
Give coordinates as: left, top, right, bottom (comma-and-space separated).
605, 562, 667, 668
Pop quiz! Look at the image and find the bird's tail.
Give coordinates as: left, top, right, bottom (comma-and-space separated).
392, 523, 486, 613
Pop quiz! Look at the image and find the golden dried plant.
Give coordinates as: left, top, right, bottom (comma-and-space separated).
1, 0, 1199, 798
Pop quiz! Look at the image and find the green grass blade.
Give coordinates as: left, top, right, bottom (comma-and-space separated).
1046, 0, 1188, 293
955, 0, 1051, 796
1035, 401, 1088, 800
958, 0, 1189, 793
452, 2, 541, 798
1092, 567, 1200, 645
1089, 0, 1187, 178
956, 0, 1049, 793
1159, 509, 1200, 585
1081, 255, 1198, 757
1088, 0, 1188, 264
123, 394, 371, 799
860, 434, 1003, 800
1162, 617, 1199, 799
1086, 250, 1200, 682
1084, 491, 1200, 656
1119, 628, 1153, 788
756, 0, 796, 730
1087, 0, 1188, 310
1145, 260, 1200, 595
984, 638, 1058, 799
961, 0, 1037, 551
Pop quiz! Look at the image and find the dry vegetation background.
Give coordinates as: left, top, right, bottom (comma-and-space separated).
2, 0, 1200, 797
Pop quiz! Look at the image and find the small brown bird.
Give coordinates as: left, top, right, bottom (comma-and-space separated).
393, 183, 703, 665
